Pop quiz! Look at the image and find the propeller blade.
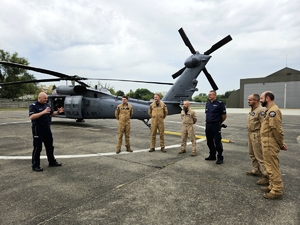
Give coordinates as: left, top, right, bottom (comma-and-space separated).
87, 78, 173, 85
202, 67, 218, 90
0, 61, 89, 87
172, 67, 186, 79
178, 28, 196, 54
204, 35, 232, 55
0, 78, 62, 86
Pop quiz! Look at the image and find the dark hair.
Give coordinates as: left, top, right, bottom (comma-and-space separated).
265, 92, 274, 101
209, 90, 217, 95
122, 95, 128, 100
253, 94, 260, 101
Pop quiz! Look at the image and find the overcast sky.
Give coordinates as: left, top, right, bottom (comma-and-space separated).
1, 0, 299, 95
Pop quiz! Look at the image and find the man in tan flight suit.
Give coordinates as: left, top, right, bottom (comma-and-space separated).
246, 94, 269, 185
115, 95, 133, 154
148, 94, 168, 152
179, 101, 197, 156
260, 91, 288, 200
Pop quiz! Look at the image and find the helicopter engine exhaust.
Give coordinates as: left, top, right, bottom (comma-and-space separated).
56, 85, 87, 95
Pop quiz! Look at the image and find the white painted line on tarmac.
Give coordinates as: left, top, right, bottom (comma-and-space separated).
0, 138, 205, 160
165, 120, 205, 129
0, 120, 205, 160
0, 121, 30, 126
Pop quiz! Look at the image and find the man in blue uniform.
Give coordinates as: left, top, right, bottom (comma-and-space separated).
205, 90, 227, 164
29, 92, 64, 172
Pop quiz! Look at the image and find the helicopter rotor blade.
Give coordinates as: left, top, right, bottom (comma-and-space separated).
171, 67, 186, 79
87, 78, 173, 85
0, 61, 89, 87
204, 35, 232, 55
202, 67, 218, 90
0, 78, 63, 86
178, 28, 196, 54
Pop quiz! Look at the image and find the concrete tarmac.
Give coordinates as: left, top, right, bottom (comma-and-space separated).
0, 109, 299, 225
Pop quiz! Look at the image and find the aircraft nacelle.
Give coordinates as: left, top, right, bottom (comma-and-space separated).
184, 54, 211, 68
55, 85, 87, 95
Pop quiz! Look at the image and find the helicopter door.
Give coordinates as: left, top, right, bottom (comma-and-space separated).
64, 96, 83, 119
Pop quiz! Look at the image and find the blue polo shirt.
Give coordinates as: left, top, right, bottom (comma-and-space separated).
205, 99, 226, 123
29, 101, 53, 126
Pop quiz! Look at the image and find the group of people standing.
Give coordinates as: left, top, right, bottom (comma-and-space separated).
29, 90, 287, 200
246, 91, 287, 200
115, 91, 227, 165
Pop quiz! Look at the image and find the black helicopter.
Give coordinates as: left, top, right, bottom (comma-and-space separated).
0, 28, 232, 127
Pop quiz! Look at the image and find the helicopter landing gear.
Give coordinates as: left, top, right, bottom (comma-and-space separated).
76, 119, 85, 122
142, 119, 151, 129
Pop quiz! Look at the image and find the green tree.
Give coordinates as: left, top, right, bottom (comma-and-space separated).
0, 50, 38, 99
131, 88, 154, 101
127, 89, 135, 98
115, 90, 125, 96
193, 93, 207, 102
97, 81, 115, 95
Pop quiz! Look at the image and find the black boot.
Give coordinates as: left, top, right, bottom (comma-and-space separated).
216, 156, 224, 164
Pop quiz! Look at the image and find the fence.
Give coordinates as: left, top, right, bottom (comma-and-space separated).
0, 99, 32, 108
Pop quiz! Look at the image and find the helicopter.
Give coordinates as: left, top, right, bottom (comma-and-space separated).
0, 28, 232, 128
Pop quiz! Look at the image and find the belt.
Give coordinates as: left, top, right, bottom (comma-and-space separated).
206, 121, 220, 124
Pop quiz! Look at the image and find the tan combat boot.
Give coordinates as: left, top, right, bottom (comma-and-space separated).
263, 192, 283, 200
191, 151, 197, 157
116, 149, 121, 154
178, 150, 186, 154
161, 147, 166, 153
246, 171, 261, 176
260, 186, 271, 193
149, 148, 155, 152
257, 176, 269, 185
126, 147, 133, 152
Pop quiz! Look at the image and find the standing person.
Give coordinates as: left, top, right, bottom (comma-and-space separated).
148, 94, 168, 152
260, 91, 287, 200
29, 92, 64, 172
246, 94, 269, 185
179, 101, 197, 156
205, 90, 227, 164
115, 95, 133, 154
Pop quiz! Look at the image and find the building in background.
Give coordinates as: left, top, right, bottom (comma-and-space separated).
227, 67, 300, 108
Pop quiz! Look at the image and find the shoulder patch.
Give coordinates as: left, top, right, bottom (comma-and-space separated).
260, 111, 265, 116
269, 111, 276, 117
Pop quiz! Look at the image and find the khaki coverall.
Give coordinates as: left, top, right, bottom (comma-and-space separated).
260, 103, 285, 195
148, 101, 168, 148
181, 108, 197, 154
115, 103, 133, 150
246, 105, 267, 175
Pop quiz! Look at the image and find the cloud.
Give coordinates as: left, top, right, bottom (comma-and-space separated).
0, 0, 299, 95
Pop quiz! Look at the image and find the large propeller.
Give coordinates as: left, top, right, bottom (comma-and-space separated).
0, 61, 89, 87
172, 28, 232, 90
0, 61, 173, 86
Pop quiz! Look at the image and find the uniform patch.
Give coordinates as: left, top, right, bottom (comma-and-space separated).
269, 111, 276, 117
260, 111, 265, 116
251, 112, 255, 116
